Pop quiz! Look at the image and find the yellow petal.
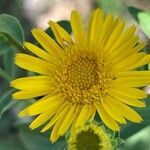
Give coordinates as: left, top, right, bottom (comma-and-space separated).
29, 99, 64, 130
100, 16, 121, 49
113, 78, 150, 87
94, 102, 120, 131
87, 9, 96, 46
109, 98, 143, 123
70, 105, 80, 133
126, 55, 150, 70
58, 104, 76, 136
29, 108, 55, 130
75, 105, 90, 128
110, 87, 147, 100
12, 90, 50, 100
111, 36, 139, 61
41, 102, 69, 132
29, 100, 62, 130
88, 9, 104, 47
114, 52, 146, 71
11, 76, 52, 90
50, 108, 67, 143
24, 42, 51, 62
32, 28, 62, 55
88, 105, 96, 121
70, 11, 85, 45
109, 89, 146, 107
116, 71, 150, 78
48, 21, 73, 48
97, 13, 114, 48
114, 71, 150, 87
110, 25, 136, 53
105, 20, 125, 50
19, 95, 61, 116
102, 99, 126, 124
15, 54, 51, 74
132, 41, 147, 53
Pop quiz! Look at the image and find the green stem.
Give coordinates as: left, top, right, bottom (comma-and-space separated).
0, 67, 12, 82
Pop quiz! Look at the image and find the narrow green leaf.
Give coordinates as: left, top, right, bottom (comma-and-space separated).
0, 89, 15, 118
0, 37, 25, 81
121, 126, 150, 150
0, 34, 17, 80
138, 11, 150, 38
0, 34, 12, 55
19, 125, 67, 150
0, 112, 26, 150
4, 50, 16, 79
0, 67, 12, 82
0, 134, 26, 150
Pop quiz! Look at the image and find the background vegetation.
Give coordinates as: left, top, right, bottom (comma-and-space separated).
0, 0, 150, 149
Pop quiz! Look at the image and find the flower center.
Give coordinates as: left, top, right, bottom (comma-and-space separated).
54, 51, 112, 105
76, 130, 101, 150
67, 124, 112, 150
67, 55, 99, 90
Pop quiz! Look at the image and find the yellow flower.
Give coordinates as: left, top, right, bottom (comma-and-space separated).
68, 123, 112, 150
11, 8, 149, 142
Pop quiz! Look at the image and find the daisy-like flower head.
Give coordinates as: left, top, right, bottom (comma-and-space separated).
68, 123, 112, 150
11, 8, 150, 143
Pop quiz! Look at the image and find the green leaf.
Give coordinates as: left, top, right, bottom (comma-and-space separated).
0, 34, 17, 81
0, 37, 25, 82
128, 7, 143, 22
96, 0, 127, 15
121, 126, 150, 150
0, 89, 16, 118
0, 67, 12, 82
0, 14, 25, 51
0, 34, 13, 55
19, 125, 67, 150
0, 112, 26, 150
138, 11, 150, 38
0, 134, 26, 150
4, 50, 16, 79
95, 0, 138, 26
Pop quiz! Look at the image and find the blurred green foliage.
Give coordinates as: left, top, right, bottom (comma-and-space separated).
122, 126, 150, 150
0, 12, 70, 149
0, 0, 150, 149
138, 11, 150, 38
0, 0, 33, 40
95, 0, 126, 15
128, 7, 143, 22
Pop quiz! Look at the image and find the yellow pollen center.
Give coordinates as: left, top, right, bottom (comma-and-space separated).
67, 56, 99, 90
54, 52, 112, 105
